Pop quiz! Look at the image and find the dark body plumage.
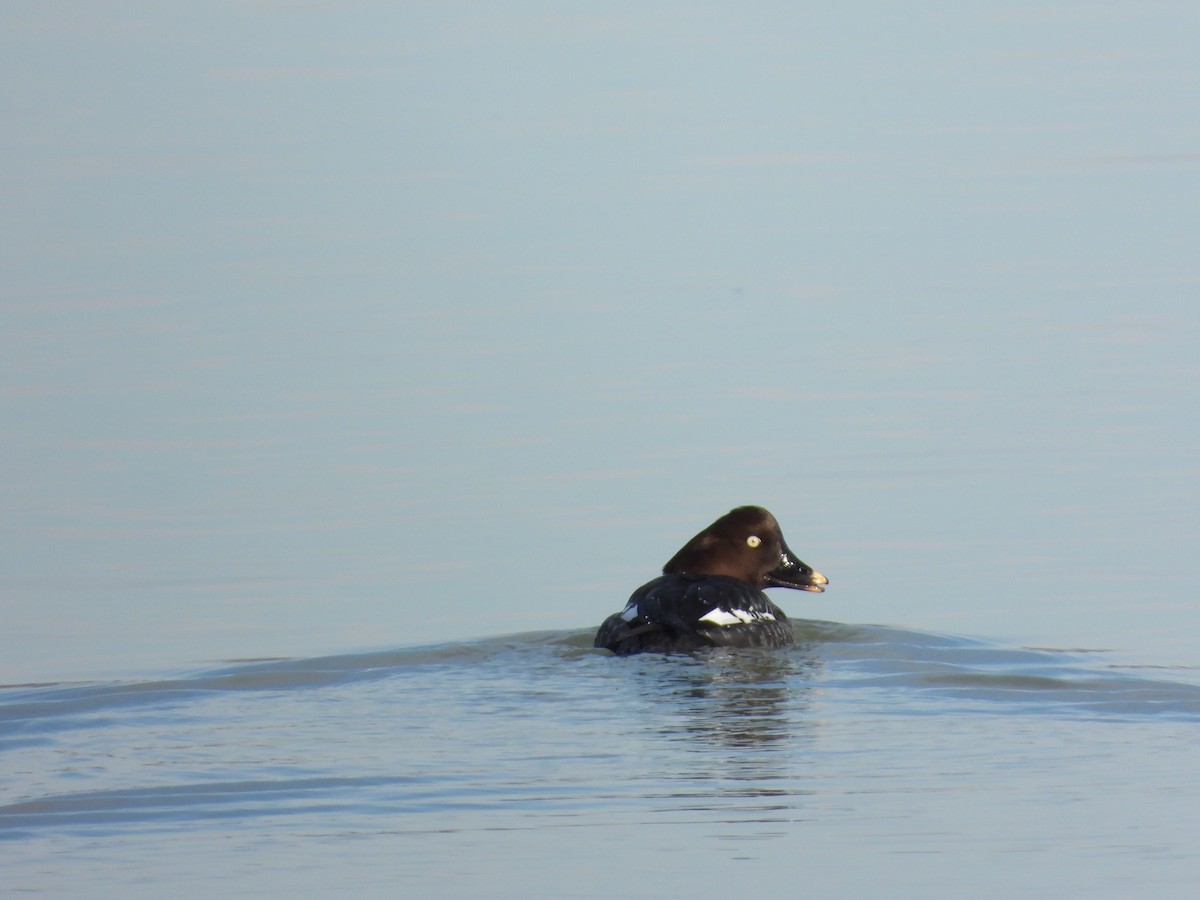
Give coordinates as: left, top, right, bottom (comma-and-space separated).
594, 506, 828, 656
594, 573, 795, 654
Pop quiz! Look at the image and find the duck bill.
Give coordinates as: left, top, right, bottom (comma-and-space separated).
763, 546, 828, 593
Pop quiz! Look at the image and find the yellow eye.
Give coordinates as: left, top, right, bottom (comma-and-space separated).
746, 535, 761, 548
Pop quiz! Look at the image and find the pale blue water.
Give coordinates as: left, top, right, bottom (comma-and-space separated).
4, 624, 1200, 897
3, 2, 1200, 895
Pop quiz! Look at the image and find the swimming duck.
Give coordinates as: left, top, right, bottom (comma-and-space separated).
594, 505, 828, 655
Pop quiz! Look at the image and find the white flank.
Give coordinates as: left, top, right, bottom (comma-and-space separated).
699, 608, 774, 627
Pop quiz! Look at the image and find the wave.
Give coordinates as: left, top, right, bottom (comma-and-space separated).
3, 621, 1198, 733
2, 621, 1199, 841
800, 621, 1200, 719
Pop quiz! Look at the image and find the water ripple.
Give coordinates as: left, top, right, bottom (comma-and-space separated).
3, 622, 1199, 841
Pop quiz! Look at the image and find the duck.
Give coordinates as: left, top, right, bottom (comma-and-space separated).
594, 505, 828, 655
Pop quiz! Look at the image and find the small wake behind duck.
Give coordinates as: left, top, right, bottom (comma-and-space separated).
4, 621, 1196, 739
788, 620, 1200, 720
2, 618, 1198, 849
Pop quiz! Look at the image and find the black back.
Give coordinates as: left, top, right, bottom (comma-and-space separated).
594, 574, 795, 655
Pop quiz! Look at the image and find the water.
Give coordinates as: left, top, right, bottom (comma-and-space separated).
4, 625, 1199, 897
4, 2, 1200, 895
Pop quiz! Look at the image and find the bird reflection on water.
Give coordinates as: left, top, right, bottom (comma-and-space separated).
614, 643, 826, 823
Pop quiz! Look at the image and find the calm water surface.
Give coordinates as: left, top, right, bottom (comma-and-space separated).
4, 624, 1199, 898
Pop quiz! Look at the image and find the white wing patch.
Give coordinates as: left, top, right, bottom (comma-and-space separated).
619, 603, 639, 622
699, 607, 776, 627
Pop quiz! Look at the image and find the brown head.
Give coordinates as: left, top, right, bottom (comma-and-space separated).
661, 506, 828, 592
